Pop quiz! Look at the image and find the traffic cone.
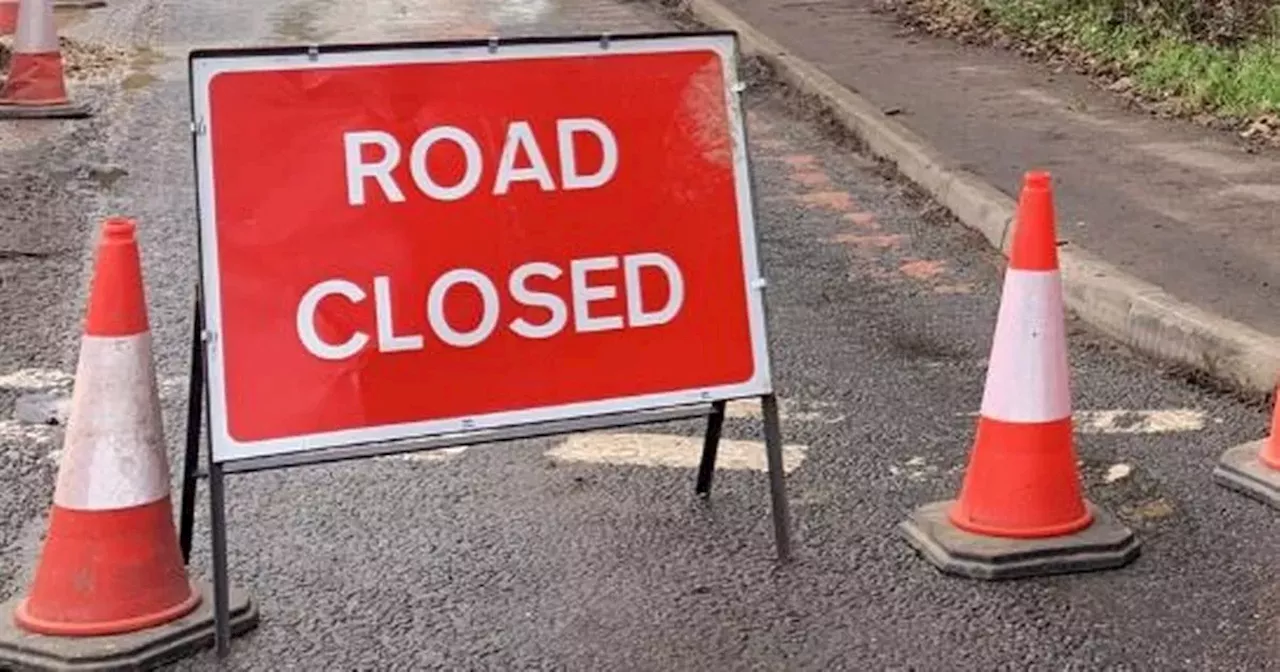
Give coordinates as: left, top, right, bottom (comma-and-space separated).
14, 218, 200, 636
899, 171, 1140, 580
1, 0, 104, 38
1213, 384, 1280, 508
0, 0, 16, 36
949, 169, 1088, 538
0, 219, 259, 669
0, 0, 90, 119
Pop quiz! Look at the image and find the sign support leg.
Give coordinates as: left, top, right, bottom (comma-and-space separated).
179, 298, 204, 565
209, 460, 232, 658
696, 400, 727, 497
761, 394, 792, 562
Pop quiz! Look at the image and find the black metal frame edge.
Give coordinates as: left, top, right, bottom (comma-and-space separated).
221, 404, 717, 475
186, 29, 739, 63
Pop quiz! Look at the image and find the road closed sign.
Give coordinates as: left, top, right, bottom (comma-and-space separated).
190, 33, 774, 463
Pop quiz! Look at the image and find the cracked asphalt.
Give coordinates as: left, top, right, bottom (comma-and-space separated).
0, 0, 1276, 669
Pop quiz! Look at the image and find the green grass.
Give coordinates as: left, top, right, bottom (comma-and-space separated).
970, 0, 1280, 116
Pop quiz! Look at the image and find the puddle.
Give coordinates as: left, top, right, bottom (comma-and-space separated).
1079, 458, 1183, 532
120, 71, 156, 91
886, 328, 973, 363
87, 164, 127, 189
117, 46, 172, 92
1124, 497, 1176, 522
130, 45, 171, 68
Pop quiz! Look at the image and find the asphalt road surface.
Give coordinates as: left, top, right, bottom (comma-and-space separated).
0, 0, 1276, 669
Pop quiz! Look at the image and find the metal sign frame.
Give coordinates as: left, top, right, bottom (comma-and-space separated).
181, 30, 792, 659
188, 31, 775, 465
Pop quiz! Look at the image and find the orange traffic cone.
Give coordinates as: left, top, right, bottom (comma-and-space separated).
1258, 393, 1280, 470
948, 170, 1089, 538
899, 171, 1140, 580
1, 0, 106, 38
1213, 384, 1280, 507
0, 219, 258, 669
14, 218, 200, 636
0, 0, 16, 36
0, 0, 90, 119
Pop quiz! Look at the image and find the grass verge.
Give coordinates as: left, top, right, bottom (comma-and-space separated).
883, 0, 1280, 142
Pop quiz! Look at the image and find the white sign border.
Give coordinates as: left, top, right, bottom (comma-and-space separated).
190, 32, 775, 464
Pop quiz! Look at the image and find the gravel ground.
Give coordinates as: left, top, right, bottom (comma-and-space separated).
0, 0, 1276, 669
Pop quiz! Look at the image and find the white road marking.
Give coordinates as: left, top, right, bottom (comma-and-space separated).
1, 366, 187, 396
13, 393, 71, 425
0, 420, 57, 443
954, 409, 1207, 434
0, 368, 73, 391
383, 446, 470, 463
1, 369, 836, 473
1077, 409, 1206, 434
0, 420, 61, 465
1104, 463, 1133, 483
0, 366, 192, 469
888, 455, 961, 481
546, 432, 808, 474
724, 398, 845, 424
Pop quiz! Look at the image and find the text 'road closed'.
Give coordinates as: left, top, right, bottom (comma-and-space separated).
196, 38, 769, 454
296, 253, 686, 360
344, 118, 618, 206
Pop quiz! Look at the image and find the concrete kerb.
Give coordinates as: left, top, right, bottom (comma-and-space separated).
654, 0, 1280, 395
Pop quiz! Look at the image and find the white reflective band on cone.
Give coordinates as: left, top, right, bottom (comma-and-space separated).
53, 334, 171, 511
13, 0, 59, 53
979, 269, 1072, 423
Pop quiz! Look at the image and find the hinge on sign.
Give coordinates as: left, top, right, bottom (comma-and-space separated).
307, 45, 320, 61
190, 119, 207, 136
600, 33, 612, 50
488, 36, 500, 53
732, 82, 747, 93
201, 329, 216, 344
751, 278, 768, 291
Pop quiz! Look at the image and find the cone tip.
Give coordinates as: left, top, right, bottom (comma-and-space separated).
1024, 171, 1052, 190
1009, 170, 1059, 271
85, 216, 148, 337
101, 217, 136, 243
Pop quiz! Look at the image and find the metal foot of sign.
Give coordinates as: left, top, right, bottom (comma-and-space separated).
180, 31, 795, 658
696, 400, 727, 497
697, 397, 793, 561
760, 395, 795, 562
177, 295, 258, 659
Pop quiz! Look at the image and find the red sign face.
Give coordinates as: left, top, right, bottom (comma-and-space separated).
192, 35, 773, 462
